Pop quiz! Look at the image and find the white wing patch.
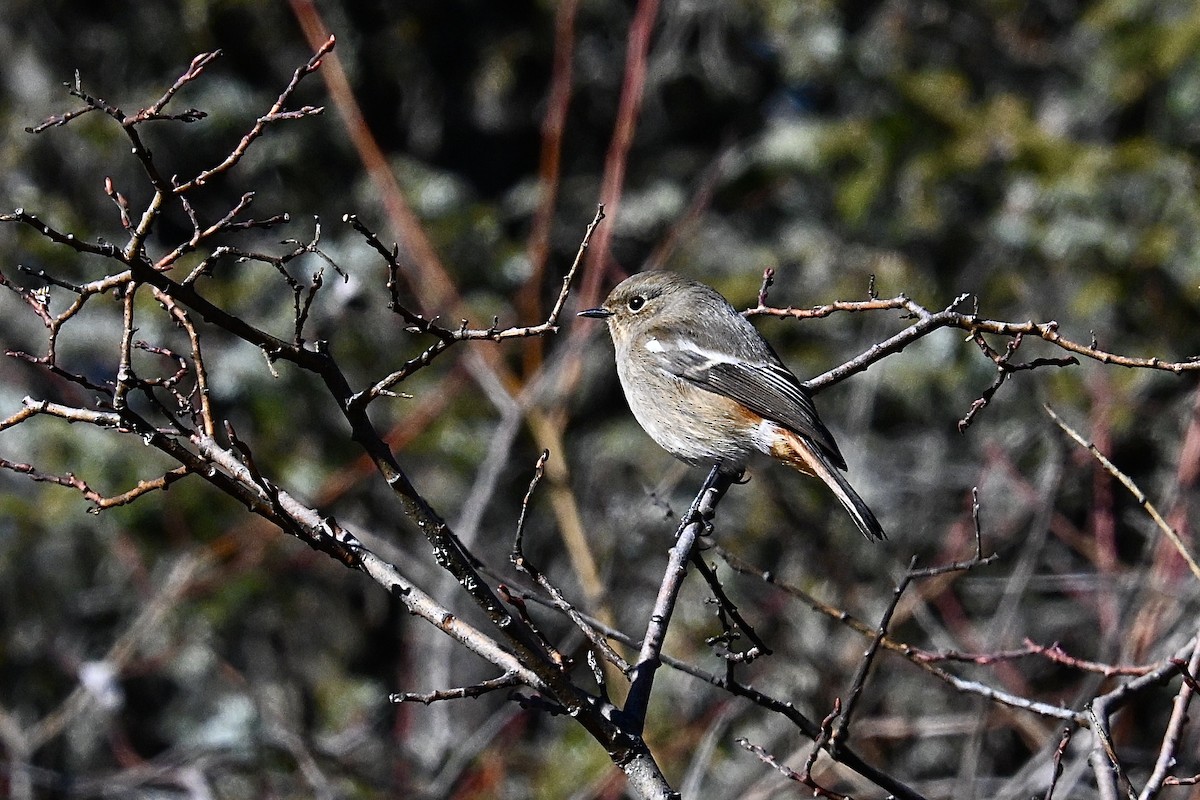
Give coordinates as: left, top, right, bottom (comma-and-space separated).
752, 418, 781, 451
641, 333, 846, 468
651, 337, 742, 368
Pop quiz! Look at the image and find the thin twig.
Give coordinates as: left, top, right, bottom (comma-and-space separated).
1045, 404, 1200, 581
0, 460, 191, 513
1087, 644, 1198, 800
1042, 727, 1075, 800
508, 454, 629, 672
913, 638, 1156, 677
173, 36, 334, 194
744, 294, 1200, 409
1138, 631, 1200, 799
832, 496, 997, 755
692, 554, 771, 664
390, 673, 523, 705
138, 50, 222, 119
830, 555, 918, 757
737, 734, 852, 800
348, 205, 605, 406
716, 542, 1094, 725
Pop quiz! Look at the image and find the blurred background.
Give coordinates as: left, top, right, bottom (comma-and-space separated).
0, 1, 1198, 798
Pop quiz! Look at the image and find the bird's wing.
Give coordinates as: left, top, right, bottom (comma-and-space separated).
643, 335, 847, 469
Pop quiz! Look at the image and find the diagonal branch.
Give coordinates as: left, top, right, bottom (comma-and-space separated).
1137, 629, 1200, 799
1045, 404, 1200, 581
621, 466, 734, 735
173, 36, 334, 194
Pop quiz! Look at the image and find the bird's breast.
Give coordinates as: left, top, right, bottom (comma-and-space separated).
614, 352, 759, 468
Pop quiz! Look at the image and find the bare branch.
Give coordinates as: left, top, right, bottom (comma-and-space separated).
1087, 641, 1199, 799
830, 554, 918, 757
137, 50, 222, 120
1139, 632, 1200, 799
501, 581, 931, 800
958, 332, 1079, 431
1043, 727, 1075, 800
718, 547, 1087, 724
692, 554, 771, 664
622, 466, 734, 735
744, 293, 1200, 404
914, 638, 1158, 677
1046, 404, 1200, 581
0, 268, 54, 325
756, 266, 775, 307
24, 99, 100, 133
0, 209, 119, 259
737, 732, 852, 800
0, 459, 190, 513
510, 450, 631, 674
149, 287, 215, 436
390, 673, 523, 705
348, 204, 605, 407
153, 192, 257, 271
173, 36, 334, 194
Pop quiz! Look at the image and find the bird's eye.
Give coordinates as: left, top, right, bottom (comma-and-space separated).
628, 295, 646, 312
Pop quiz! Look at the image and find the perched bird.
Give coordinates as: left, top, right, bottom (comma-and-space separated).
579, 270, 885, 540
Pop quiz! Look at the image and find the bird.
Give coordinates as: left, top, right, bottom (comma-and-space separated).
579, 270, 885, 541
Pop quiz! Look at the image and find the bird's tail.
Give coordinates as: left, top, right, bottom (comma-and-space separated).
776, 430, 886, 541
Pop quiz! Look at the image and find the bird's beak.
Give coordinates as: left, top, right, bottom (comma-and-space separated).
577, 307, 614, 319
